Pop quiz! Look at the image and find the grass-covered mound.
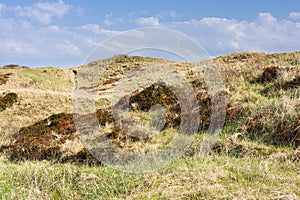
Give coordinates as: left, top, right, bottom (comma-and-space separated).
3, 112, 99, 165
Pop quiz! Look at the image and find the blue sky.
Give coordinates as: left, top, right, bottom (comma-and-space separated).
0, 0, 300, 67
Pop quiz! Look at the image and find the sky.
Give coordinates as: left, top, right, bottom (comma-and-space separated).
0, 0, 300, 67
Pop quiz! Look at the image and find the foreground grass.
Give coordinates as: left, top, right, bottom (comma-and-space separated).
0, 154, 299, 199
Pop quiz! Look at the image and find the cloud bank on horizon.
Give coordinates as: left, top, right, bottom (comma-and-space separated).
0, 0, 300, 67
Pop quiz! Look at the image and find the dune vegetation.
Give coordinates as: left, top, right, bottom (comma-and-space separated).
0, 52, 299, 199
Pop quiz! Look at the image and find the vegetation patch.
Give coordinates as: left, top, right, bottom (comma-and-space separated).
127, 84, 243, 132
3, 112, 99, 165
0, 73, 13, 85
282, 72, 300, 90
0, 92, 18, 111
244, 108, 300, 148
1, 64, 21, 69
250, 65, 281, 84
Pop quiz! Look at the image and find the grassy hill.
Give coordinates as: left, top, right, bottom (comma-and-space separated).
0, 52, 299, 199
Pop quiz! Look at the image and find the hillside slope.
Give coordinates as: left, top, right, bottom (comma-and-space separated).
0, 52, 299, 199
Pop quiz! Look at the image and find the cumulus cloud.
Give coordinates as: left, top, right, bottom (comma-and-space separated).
168, 12, 300, 56
16, 0, 70, 25
137, 16, 160, 26
289, 12, 300, 20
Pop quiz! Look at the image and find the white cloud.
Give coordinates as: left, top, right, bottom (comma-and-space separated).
0, 5, 300, 67
56, 40, 81, 56
0, 17, 119, 67
289, 12, 300, 20
257, 12, 277, 25
137, 16, 160, 26
80, 24, 119, 35
35, 0, 70, 18
0, 3, 5, 16
0, 39, 38, 55
16, 0, 70, 25
168, 13, 300, 56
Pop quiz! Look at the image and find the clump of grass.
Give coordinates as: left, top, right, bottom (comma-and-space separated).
1, 154, 299, 199
0, 93, 18, 111
282, 72, 300, 90
244, 97, 300, 148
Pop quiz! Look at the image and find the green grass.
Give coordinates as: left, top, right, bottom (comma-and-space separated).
0, 154, 298, 199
